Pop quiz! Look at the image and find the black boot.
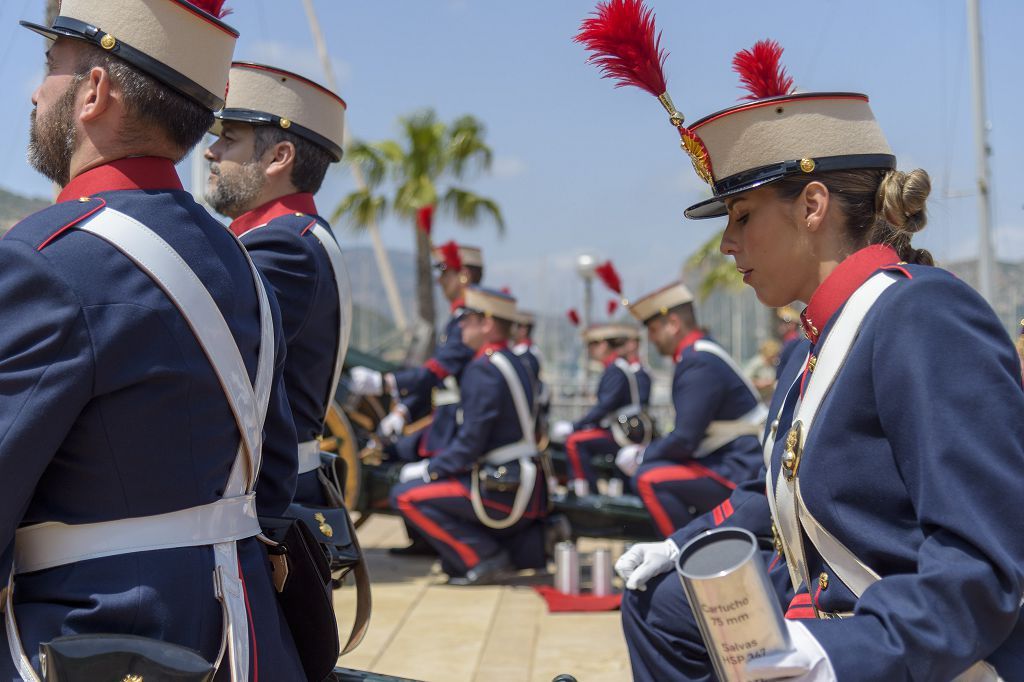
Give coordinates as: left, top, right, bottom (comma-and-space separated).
446, 551, 512, 586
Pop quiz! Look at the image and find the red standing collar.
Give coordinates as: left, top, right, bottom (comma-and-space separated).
229, 192, 318, 237
801, 244, 899, 344
674, 330, 705, 363
450, 298, 466, 315
57, 157, 183, 202
474, 341, 509, 360
602, 353, 621, 368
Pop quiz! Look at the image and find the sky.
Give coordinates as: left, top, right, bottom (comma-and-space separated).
0, 0, 1021, 317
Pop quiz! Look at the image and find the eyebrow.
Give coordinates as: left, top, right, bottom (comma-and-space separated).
724, 197, 748, 211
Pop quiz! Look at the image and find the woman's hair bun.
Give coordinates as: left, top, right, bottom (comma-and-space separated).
877, 168, 931, 234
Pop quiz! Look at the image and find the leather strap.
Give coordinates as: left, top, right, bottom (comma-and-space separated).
470, 352, 538, 530
309, 223, 353, 425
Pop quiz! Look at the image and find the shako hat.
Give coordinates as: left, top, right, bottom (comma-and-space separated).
628, 281, 694, 325
576, 0, 895, 221
513, 309, 536, 327
463, 286, 517, 323
432, 241, 483, 271
21, 0, 238, 111
583, 323, 640, 344
213, 62, 347, 162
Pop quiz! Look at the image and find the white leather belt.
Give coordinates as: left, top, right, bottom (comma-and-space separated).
695, 402, 769, 458
297, 439, 322, 475
14, 494, 260, 574
483, 441, 537, 467
432, 376, 461, 407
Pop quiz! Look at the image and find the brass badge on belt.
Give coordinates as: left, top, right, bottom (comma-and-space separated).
314, 512, 334, 538
781, 420, 803, 481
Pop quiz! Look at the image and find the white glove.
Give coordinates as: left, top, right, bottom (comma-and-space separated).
349, 366, 384, 396
550, 420, 574, 442
744, 620, 836, 681
615, 444, 644, 477
378, 408, 408, 438
614, 538, 680, 591
399, 460, 431, 484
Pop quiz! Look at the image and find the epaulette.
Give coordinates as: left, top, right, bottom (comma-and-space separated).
264, 211, 320, 238
3, 197, 106, 251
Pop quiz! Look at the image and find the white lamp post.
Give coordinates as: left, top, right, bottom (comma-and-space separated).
576, 253, 597, 388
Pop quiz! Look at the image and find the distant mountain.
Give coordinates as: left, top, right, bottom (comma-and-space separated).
0, 186, 50, 235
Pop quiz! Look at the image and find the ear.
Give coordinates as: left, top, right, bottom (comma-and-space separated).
801, 181, 830, 232
78, 66, 112, 124
264, 140, 296, 182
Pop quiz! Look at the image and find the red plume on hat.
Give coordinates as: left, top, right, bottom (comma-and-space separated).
575, 0, 713, 185
417, 205, 434, 236
607, 299, 619, 316
594, 260, 623, 295
186, 0, 232, 18
567, 309, 581, 327
437, 240, 462, 271
732, 40, 793, 101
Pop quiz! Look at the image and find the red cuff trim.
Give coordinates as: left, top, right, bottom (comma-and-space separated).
424, 358, 450, 380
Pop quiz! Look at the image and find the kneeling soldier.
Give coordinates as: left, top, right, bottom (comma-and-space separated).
390, 287, 548, 585
205, 62, 352, 508
621, 282, 766, 537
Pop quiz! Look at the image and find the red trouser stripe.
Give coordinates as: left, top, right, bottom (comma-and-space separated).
564, 428, 611, 480
396, 481, 480, 568
237, 556, 258, 682
636, 463, 738, 537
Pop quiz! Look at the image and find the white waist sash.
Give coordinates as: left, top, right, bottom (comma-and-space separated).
297, 439, 323, 475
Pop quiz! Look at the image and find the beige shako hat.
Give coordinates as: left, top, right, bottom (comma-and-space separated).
576, 4, 895, 221
513, 310, 536, 327
628, 281, 694, 325
463, 286, 517, 323
583, 323, 640, 344
21, 0, 238, 111
213, 62, 347, 162
432, 241, 484, 270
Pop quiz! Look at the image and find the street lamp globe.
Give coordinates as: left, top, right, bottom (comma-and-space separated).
576, 253, 597, 279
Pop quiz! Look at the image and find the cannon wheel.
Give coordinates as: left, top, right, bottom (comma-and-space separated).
322, 401, 362, 515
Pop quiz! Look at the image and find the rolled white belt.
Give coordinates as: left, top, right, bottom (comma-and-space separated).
14, 494, 261, 574
483, 441, 537, 467
599, 404, 643, 428
297, 439, 322, 474
432, 376, 461, 407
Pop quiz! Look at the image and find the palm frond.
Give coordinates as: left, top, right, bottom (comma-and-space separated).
446, 115, 494, 178
684, 228, 743, 300
441, 187, 506, 234
331, 188, 388, 230
345, 141, 391, 188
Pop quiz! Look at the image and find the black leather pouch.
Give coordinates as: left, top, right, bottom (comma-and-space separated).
39, 633, 214, 681
260, 516, 340, 682
286, 503, 361, 574
478, 463, 521, 493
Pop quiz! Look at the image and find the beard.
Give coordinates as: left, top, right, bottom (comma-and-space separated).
27, 80, 80, 187
205, 160, 266, 218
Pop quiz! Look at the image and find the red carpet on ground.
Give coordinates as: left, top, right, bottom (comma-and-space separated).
532, 585, 622, 612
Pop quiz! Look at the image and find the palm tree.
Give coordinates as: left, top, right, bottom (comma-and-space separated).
684, 229, 743, 300
334, 109, 504, 331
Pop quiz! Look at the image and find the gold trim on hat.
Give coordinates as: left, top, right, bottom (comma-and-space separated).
100, 33, 116, 50
279, 118, 292, 129
799, 158, 816, 173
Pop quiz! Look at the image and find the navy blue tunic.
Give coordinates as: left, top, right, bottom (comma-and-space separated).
0, 158, 302, 680
233, 193, 341, 505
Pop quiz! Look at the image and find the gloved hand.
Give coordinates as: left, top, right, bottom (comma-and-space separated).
614, 538, 680, 591
550, 420, 574, 442
615, 444, 644, 477
744, 620, 836, 681
348, 366, 384, 396
399, 460, 430, 484
378, 408, 408, 438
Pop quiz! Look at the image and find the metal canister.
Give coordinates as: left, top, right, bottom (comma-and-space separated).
571, 479, 590, 497
605, 478, 624, 497
553, 541, 580, 595
590, 548, 613, 596
676, 528, 789, 682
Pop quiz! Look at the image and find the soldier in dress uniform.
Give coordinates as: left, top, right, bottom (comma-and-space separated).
349, 241, 483, 554
577, 5, 1024, 677
389, 287, 548, 585
614, 283, 765, 538
204, 62, 351, 507
1, 2, 304, 679
552, 324, 651, 491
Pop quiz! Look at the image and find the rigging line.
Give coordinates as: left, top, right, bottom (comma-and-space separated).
255, 0, 270, 44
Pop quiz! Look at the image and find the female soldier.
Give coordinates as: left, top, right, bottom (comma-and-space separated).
577, 3, 1024, 679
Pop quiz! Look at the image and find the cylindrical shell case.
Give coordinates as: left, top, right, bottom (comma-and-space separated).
676, 528, 790, 681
